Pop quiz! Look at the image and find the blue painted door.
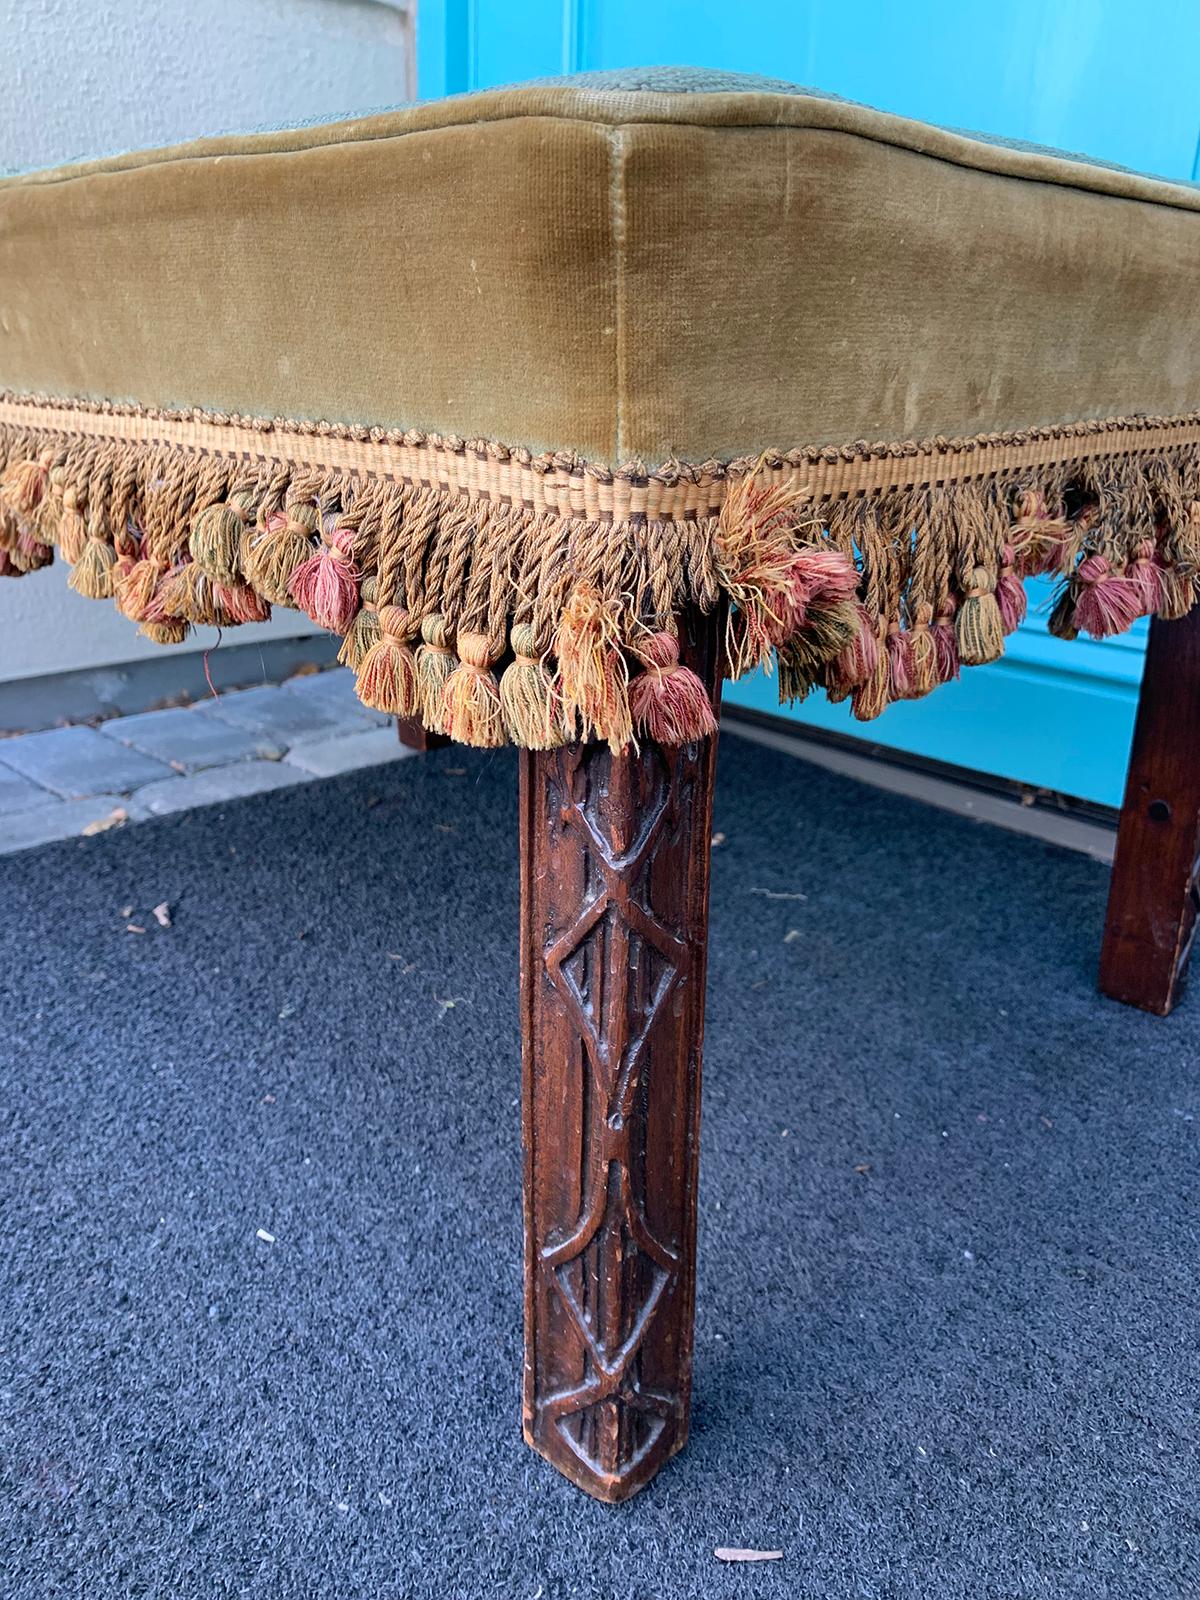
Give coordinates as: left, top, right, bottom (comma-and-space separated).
418, 1, 1200, 805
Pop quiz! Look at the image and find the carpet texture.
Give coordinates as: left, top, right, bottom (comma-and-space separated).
1, 731, 1196, 1599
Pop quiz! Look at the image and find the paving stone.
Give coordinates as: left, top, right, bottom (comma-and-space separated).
197, 684, 379, 743
99, 706, 284, 773
0, 725, 176, 799
0, 759, 49, 816
285, 725, 413, 778
279, 667, 392, 727
0, 795, 141, 856
130, 760, 310, 818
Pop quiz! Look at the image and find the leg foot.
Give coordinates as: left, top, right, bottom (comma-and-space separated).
1100, 610, 1200, 1014
519, 616, 721, 1501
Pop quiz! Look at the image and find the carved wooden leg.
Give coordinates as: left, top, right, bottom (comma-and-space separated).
519, 616, 722, 1502
396, 717, 449, 752
1100, 608, 1200, 1014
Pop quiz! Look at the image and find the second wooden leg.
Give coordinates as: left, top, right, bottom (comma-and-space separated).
1100, 609, 1200, 1014
396, 717, 450, 753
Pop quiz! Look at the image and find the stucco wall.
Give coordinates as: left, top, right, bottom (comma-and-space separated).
0, 0, 413, 686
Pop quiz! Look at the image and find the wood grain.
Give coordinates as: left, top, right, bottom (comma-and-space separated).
519, 613, 722, 1501
1101, 609, 1200, 1014
395, 717, 450, 753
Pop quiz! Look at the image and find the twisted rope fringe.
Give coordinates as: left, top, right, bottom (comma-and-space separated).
3, 395, 1200, 749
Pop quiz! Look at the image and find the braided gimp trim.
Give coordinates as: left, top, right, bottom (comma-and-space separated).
4, 394, 1200, 745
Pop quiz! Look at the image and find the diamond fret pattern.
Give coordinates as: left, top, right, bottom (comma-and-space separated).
521, 614, 720, 1500
533, 742, 696, 1482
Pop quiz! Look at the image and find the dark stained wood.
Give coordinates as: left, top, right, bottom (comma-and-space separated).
519, 612, 723, 1502
395, 717, 449, 752
1101, 608, 1200, 1014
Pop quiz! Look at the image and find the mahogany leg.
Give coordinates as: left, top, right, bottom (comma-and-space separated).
1100, 609, 1200, 1014
396, 717, 449, 752
519, 615, 722, 1501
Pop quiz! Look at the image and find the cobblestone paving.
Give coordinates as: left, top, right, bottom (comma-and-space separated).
0, 670, 413, 855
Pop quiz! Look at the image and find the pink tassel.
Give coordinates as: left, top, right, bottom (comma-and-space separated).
288, 525, 360, 633
798, 544, 860, 605
996, 545, 1027, 634
13, 526, 53, 571
630, 632, 718, 746
829, 603, 880, 691
1071, 554, 1142, 638
755, 544, 860, 648
216, 582, 272, 624
1128, 539, 1165, 616
767, 561, 811, 638
885, 627, 913, 700
932, 603, 960, 683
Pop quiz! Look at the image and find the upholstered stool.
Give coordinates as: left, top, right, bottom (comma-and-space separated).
3, 69, 1199, 1501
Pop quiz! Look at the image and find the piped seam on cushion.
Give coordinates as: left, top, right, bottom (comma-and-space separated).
5, 102, 1199, 219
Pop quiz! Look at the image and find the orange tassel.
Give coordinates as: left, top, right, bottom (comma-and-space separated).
715, 469, 823, 676
443, 632, 506, 747
56, 488, 88, 566
114, 558, 161, 621
139, 619, 190, 646
7, 531, 53, 573
157, 561, 248, 626
355, 605, 419, 715
555, 584, 632, 750
1, 455, 50, 517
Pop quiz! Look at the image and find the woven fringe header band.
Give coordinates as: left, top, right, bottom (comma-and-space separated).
2, 391, 1199, 751
5, 394, 1200, 505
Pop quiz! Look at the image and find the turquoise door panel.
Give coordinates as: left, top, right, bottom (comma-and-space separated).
418, 2, 1200, 806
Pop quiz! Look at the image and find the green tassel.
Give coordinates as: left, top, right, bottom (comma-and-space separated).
415, 613, 456, 732
499, 624, 565, 748
338, 576, 381, 670
955, 567, 1005, 664
68, 537, 117, 600
191, 490, 253, 583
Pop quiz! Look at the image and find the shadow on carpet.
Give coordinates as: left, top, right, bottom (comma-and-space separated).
1, 730, 1197, 1599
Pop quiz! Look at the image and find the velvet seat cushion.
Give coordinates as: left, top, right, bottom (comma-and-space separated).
2, 69, 1199, 748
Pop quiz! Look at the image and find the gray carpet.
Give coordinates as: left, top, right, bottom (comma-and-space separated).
1, 730, 1197, 1599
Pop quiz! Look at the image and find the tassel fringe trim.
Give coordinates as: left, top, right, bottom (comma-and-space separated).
3, 392, 1200, 748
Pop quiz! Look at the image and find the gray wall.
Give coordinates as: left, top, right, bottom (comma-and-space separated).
1, 0, 413, 694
